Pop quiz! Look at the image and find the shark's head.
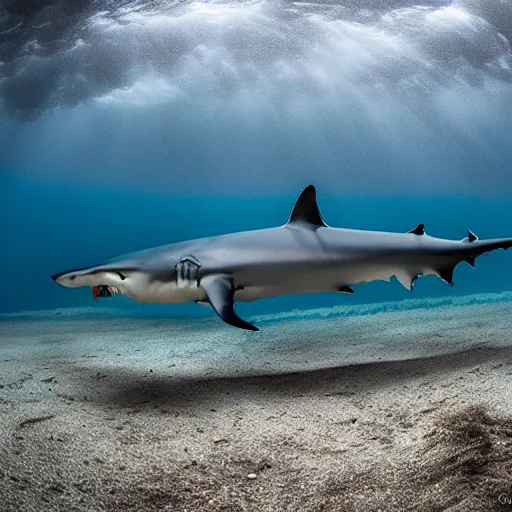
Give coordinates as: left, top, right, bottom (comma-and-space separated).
51, 264, 133, 290
51, 261, 188, 304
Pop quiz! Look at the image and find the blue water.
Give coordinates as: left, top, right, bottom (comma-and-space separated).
3, 171, 512, 318
2, 1, 512, 320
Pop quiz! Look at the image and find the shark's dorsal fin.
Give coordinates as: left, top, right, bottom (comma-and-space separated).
287, 185, 328, 229
200, 274, 259, 331
408, 223, 425, 235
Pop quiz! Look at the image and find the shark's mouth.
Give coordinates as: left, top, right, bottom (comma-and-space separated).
92, 286, 121, 301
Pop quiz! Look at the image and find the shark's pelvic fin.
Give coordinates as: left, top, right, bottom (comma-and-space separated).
286, 185, 328, 229
395, 271, 415, 291
438, 267, 455, 286
408, 223, 425, 235
200, 274, 259, 331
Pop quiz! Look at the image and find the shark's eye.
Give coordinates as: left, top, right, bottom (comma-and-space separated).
70, 275, 76, 281
116, 272, 126, 280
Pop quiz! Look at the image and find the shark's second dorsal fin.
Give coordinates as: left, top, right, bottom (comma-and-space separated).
408, 223, 425, 235
464, 229, 478, 243
287, 185, 328, 228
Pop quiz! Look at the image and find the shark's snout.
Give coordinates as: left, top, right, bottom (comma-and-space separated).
51, 271, 77, 287
51, 265, 134, 290
52, 271, 73, 285
51, 267, 94, 288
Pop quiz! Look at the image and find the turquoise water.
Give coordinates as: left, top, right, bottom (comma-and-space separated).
3, 172, 512, 318
3, 1, 512, 321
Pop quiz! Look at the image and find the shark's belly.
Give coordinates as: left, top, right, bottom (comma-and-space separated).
232, 259, 436, 301
234, 283, 336, 302
121, 278, 204, 304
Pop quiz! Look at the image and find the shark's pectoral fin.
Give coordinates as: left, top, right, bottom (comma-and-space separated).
200, 275, 259, 331
338, 286, 354, 294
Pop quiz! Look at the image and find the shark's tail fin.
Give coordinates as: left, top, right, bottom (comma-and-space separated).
436, 231, 512, 284
464, 233, 512, 263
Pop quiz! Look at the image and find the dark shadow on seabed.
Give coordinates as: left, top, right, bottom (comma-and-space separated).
70, 345, 512, 410
2, 317, 512, 512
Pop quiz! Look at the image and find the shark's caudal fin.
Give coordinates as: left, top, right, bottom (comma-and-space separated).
407, 230, 512, 289
456, 231, 512, 270
432, 232, 479, 285
286, 185, 328, 229
200, 274, 259, 331
393, 227, 512, 290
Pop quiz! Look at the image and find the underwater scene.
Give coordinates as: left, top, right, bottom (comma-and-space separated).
2, 0, 512, 510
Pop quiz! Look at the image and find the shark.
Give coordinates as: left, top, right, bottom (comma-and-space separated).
52, 185, 512, 331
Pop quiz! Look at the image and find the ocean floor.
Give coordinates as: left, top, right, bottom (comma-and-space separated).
1, 293, 512, 511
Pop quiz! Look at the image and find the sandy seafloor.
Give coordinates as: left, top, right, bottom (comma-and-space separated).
1, 293, 512, 512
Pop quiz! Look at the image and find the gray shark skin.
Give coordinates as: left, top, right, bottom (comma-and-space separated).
52, 185, 512, 331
